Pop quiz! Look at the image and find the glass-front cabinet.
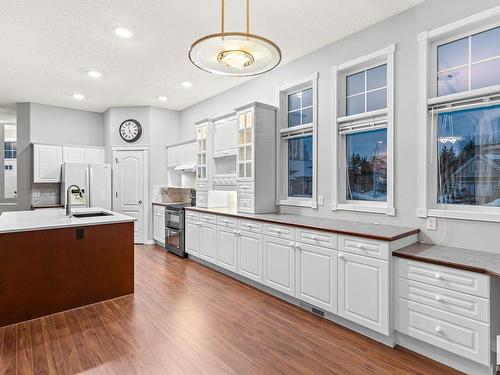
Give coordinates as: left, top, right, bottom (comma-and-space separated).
238, 110, 253, 180
196, 124, 207, 180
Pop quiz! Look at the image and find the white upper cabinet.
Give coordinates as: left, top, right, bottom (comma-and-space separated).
62, 146, 86, 163
84, 148, 106, 163
33, 144, 63, 183
213, 116, 238, 157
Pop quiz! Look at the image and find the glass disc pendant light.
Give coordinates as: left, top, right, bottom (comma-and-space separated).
188, 0, 281, 77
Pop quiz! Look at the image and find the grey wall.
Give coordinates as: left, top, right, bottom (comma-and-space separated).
103, 105, 182, 241
30, 103, 104, 146
179, 0, 500, 253
15, 103, 31, 211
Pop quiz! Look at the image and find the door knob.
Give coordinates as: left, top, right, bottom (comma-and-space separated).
138, 200, 142, 204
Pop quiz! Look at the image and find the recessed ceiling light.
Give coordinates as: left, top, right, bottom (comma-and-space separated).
87, 70, 102, 78
114, 27, 133, 38
181, 81, 193, 88
157, 96, 168, 102
72, 93, 85, 100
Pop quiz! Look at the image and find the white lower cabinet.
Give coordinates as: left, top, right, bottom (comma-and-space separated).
199, 223, 217, 263
296, 243, 338, 314
237, 230, 262, 282
338, 251, 389, 335
153, 207, 165, 243
185, 220, 200, 256
216, 227, 238, 272
262, 236, 295, 297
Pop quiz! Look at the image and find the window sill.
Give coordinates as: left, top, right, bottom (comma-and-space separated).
423, 208, 500, 223
279, 199, 318, 209
334, 203, 395, 216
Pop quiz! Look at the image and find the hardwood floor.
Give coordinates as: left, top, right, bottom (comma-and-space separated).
0, 244, 464, 375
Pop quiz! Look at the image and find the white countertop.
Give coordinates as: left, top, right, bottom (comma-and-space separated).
0, 208, 136, 234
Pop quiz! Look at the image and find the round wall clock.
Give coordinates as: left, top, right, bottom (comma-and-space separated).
119, 119, 142, 143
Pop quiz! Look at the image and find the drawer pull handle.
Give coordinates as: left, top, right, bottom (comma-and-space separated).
338, 254, 344, 260
435, 295, 442, 303
434, 274, 443, 280
289, 242, 295, 247
435, 326, 443, 334
357, 244, 362, 248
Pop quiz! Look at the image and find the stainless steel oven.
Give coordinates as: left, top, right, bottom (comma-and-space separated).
164, 203, 192, 257
165, 208, 184, 230
165, 227, 184, 256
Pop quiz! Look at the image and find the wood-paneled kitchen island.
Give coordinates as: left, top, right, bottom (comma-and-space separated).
0, 208, 135, 327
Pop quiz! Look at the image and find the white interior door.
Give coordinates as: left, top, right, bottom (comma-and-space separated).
113, 150, 146, 244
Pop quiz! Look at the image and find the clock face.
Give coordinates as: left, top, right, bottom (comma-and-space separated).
119, 119, 142, 143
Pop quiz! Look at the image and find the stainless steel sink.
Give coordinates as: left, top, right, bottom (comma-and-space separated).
72, 211, 113, 218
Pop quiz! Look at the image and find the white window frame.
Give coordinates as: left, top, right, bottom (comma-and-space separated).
331, 44, 396, 216
276, 73, 318, 208
417, 5, 500, 223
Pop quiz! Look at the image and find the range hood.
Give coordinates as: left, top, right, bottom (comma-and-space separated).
174, 163, 196, 172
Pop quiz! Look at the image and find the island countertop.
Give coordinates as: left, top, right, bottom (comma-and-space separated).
0, 208, 136, 234
393, 242, 500, 279
185, 206, 419, 241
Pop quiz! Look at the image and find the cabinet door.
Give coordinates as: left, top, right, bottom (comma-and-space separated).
338, 252, 389, 335
262, 236, 295, 296
63, 146, 85, 163
237, 111, 253, 180
153, 210, 165, 243
214, 117, 238, 156
85, 148, 106, 163
199, 223, 216, 263
185, 221, 200, 256
216, 227, 238, 272
33, 144, 63, 183
296, 243, 338, 314
238, 230, 262, 282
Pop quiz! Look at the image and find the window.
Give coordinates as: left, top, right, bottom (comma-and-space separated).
346, 129, 388, 201
346, 65, 387, 115
277, 74, 318, 208
437, 26, 500, 96
418, 8, 500, 222
2, 124, 17, 199
332, 45, 395, 215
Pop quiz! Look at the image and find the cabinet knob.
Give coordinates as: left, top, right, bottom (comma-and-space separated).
338, 254, 344, 260
435, 295, 442, 303
434, 273, 442, 280
435, 326, 443, 334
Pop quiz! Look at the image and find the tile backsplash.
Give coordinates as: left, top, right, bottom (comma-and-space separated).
31, 184, 59, 206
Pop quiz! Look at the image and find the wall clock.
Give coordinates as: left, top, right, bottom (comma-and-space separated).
119, 119, 142, 143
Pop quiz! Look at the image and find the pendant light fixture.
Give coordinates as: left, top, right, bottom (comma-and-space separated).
188, 0, 281, 77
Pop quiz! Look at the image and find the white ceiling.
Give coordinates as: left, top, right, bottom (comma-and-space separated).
0, 0, 425, 113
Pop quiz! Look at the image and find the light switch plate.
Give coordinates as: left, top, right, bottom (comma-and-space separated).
318, 195, 324, 206
426, 217, 437, 231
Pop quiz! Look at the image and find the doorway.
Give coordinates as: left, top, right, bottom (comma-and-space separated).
112, 148, 148, 244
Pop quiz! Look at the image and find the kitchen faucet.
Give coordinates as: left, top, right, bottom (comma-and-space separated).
66, 185, 83, 217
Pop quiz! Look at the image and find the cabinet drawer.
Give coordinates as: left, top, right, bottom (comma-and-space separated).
339, 235, 389, 260
238, 182, 254, 194
200, 213, 217, 225
398, 298, 490, 366
185, 210, 200, 222
237, 193, 254, 213
217, 215, 237, 229
263, 223, 295, 240
196, 192, 208, 208
238, 219, 262, 234
398, 259, 489, 298
297, 229, 337, 249
399, 278, 489, 323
